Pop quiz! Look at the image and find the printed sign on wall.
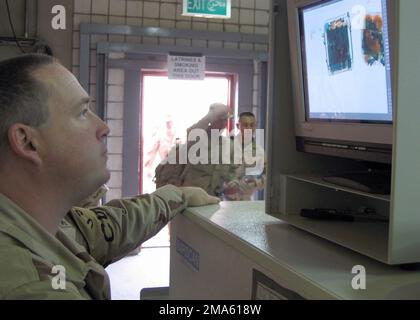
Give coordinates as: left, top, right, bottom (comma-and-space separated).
183, 0, 231, 19
167, 53, 206, 80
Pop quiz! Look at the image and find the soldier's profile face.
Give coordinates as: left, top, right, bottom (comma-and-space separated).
32, 63, 111, 203
238, 116, 256, 137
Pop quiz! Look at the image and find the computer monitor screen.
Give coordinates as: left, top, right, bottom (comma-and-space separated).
300, 0, 392, 122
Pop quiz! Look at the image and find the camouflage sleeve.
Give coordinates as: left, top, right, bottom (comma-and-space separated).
65, 184, 187, 267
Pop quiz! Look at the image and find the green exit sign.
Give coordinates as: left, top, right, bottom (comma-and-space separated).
183, 0, 231, 19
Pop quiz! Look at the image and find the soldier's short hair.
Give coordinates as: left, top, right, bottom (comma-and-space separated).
0, 54, 55, 153
239, 111, 255, 119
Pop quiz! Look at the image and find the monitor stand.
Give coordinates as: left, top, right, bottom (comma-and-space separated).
323, 170, 391, 195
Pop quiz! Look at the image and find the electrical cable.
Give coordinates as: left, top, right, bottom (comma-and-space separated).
5, 0, 26, 53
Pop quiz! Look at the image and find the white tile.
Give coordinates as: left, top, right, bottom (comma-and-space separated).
72, 48, 80, 66
190, 16, 208, 23
110, 0, 126, 16
73, 14, 91, 31
73, 31, 80, 49
107, 137, 123, 154
108, 171, 123, 188
192, 21, 208, 31
91, 14, 108, 24
208, 40, 223, 48
240, 0, 254, 9
142, 36, 158, 45
255, 10, 269, 26
126, 35, 142, 43
239, 8, 254, 24
107, 102, 124, 119
208, 22, 223, 32
126, 17, 142, 26
160, 3, 176, 19
143, 1, 159, 18
108, 119, 124, 137
229, 7, 239, 24
109, 16, 126, 25
223, 41, 239, 49
254, 26, 269, 35
191, 39, 207, 48
240, 25, 254, 34
159, 38, 176, 46
108, 85, 124, 102
92, 0, 109, 15
177, 3, 192, 21
224, 24, 239, 33
107, 154, 123, 171
159, 20, 176, 28
255, 0, 270, 10
108, 69, 125, 85
175, 21, 192, 30
127, 0, 143, 17
142, 18, 159, 27
74, 0, 91, 14
175, 38, 192, 47
231, 0, 240, 7
254, 43, 268, 51
239, 42, 253, 50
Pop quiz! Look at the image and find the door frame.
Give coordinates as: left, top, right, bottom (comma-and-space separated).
97, 48, 266, 197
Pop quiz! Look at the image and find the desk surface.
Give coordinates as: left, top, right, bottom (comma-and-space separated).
183, 201, 420, 299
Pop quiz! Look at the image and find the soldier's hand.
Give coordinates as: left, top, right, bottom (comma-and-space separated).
178, 186, 220, 207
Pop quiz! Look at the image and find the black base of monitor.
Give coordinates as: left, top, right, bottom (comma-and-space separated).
399, 263, 420, 271
323, 168, 391, 195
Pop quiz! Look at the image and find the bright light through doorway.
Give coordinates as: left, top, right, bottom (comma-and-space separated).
141, 74, 232, 194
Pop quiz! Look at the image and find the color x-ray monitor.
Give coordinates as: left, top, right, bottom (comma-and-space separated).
287, 0, 396, 164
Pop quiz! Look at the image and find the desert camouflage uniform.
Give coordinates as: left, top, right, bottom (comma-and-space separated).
180, 134, 237, 197
0, 185, 186, 299
223, 135, 266, 201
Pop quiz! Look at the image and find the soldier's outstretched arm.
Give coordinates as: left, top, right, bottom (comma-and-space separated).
65, 185, 219, 267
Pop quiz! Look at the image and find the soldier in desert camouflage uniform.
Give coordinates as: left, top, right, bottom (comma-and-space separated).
0, 54, 218, 299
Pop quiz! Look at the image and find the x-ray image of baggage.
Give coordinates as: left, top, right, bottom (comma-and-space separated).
362, 14, 385, 66
323, 14, 353, 75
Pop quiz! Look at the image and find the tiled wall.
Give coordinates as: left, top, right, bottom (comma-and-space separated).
72, 0, 270, 201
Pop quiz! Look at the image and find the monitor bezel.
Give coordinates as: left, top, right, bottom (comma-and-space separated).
287, 0, 396, 153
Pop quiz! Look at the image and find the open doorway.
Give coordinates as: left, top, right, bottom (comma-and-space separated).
140, 71, 236, 194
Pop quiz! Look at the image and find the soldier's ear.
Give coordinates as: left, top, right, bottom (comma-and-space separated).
7, 124, 42, 166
